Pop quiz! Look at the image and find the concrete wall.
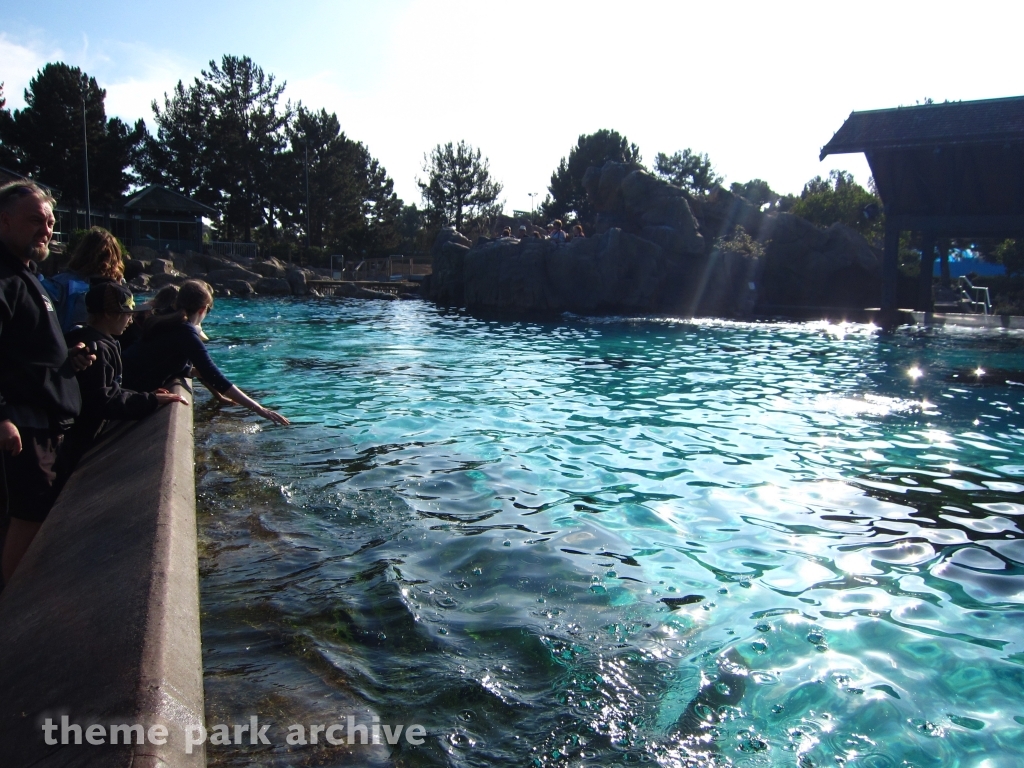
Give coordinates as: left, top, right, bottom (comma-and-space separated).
0, 383, 205, 767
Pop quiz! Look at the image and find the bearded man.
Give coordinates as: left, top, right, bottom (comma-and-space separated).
0, 181, 94, 583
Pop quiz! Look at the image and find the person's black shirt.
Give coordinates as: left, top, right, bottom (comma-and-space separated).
122, 315, 232, 394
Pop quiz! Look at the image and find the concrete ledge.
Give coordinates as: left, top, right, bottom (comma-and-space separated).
908, 311, 1024, 329
0, 382, 204, 767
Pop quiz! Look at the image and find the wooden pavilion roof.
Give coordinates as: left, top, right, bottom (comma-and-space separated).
820, 96, 1024, 159
820, 96, 1024, 227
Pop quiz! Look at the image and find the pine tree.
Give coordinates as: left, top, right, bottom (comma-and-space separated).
418, 141, 502, 233
0, 64, 146, 205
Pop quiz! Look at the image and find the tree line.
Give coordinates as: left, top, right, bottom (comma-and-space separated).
0, 57, 410, 257
13, 59, 1006, 267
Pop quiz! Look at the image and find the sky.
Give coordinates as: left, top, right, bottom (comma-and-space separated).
2, 1, 1023, 215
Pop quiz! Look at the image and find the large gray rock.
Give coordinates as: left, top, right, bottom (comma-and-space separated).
252, 257, 287, 278
427, 163, 881, 318
333, 283, 397, 300
124, 260, 147, 280
150, 258, 175, 275
222, 279, 254, 297
129, 245, 160, 262
286, 266, 315, 296
448, 227, 698, 315
255, 277, 293, 295
205, 267, 264, 285
756, 215, 881, 309
186, 252, 239, 273
428, 228, 472, 306
429, 168, 708, 315
148, 273, 186, 289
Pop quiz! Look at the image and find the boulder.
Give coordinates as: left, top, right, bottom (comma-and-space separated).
454, 228, 695, 315
334, 283, 397, 300
205, 267, 264, 285
148, 273, 186, 289
187, 252, 239, 273
426, 162, 881, 318
128, 274, 150, 290
427, 228, 472, 306
223, 280, 254, 297
756, 215, 881, 309
255, 277, 293, 295
129, 245, 160, 262
286, 267, 314, 296
124, 260, 147, 280
150, 258, 175, 275
252, 257, 287, 278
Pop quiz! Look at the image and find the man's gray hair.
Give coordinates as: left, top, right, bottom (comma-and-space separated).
0, 181, 57, 214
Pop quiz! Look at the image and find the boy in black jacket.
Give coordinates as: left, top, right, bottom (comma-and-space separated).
58, 280, 188, 479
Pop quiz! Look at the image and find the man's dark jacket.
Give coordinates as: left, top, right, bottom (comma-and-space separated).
0, 241, 80, 426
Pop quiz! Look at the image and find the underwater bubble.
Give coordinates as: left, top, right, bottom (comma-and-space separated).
737, 731, 769, 752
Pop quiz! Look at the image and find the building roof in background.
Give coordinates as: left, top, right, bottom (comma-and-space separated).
820, 96, 1024, 159
123, 185, 217, 216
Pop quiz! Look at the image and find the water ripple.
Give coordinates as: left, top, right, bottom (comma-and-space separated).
197, 300, 1024, 766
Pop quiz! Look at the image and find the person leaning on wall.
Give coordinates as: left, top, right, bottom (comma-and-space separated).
0, 181, 96, 584
122, 279, 290, 426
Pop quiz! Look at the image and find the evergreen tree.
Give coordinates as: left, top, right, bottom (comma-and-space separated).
790, 170, 882, 241
143, 55, 290, 241
0, 63, 146, 205
284, 106, 402, 255
204, 55, 291, 242
653, 149, 721, 196
543, 129, 641, 228
418, 140, 502, 233
140, 79, 214, 203
0, 83, 15, 168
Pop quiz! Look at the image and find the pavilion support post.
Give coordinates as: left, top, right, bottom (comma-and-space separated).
881, 218, 900, 321
918, 232, 936, 312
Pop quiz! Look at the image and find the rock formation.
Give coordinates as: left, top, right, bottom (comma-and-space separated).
122, 248, 323, 298
427, 161, 884, 317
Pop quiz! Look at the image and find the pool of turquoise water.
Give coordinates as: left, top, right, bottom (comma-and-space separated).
195, 297, 1024, 767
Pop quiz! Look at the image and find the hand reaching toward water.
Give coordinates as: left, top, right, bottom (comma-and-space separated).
256, 405, 290, 426
222, 384, 290, 426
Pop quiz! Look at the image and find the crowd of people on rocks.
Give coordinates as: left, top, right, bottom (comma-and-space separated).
497, 220, 585, 243
0, 181, 289, 587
